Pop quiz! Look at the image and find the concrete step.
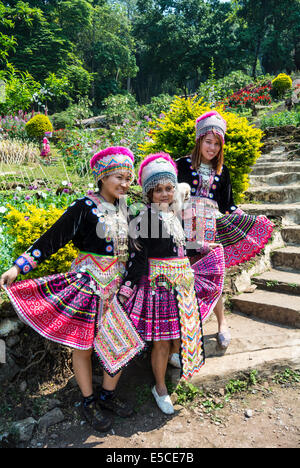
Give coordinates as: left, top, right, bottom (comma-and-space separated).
256, 157, 298, 164
271, 245, 300, 270
250, 172, 300, 187
185, 313, 300, 388
239, 203, 300, 225
252, 268, 300, 295
245, 184, 300, 204
231, 289, 300, 328
281, 226, 300, 244
256, 146, 300, 163
251, 162, 300, 176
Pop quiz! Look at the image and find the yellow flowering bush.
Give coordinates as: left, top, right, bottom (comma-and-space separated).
271, 73, 292, 97
25, 114, 53, 141
139, 95, 263, 202
5, 203, 78, 279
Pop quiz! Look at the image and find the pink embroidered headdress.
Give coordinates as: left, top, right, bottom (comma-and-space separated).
90, 146, 135, 183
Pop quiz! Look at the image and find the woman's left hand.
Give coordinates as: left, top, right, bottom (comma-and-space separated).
208, 242, 222, 250
118, 294, 127, 305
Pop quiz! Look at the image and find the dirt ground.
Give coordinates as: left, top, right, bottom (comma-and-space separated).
1, 334, 299, 449
45, 370, 300, 449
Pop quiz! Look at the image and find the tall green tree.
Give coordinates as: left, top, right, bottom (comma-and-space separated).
231, 0, 300, 77
79, 2, 138, 105
132, 0, 241, 102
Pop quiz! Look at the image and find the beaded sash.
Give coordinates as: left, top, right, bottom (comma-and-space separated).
72, 251, 146, 376
148, 257, 205, 379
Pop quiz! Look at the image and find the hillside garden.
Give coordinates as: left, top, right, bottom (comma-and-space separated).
0, 70, 299, 278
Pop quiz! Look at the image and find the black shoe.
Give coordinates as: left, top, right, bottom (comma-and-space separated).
80, 400, 112, 432
98, 396, 133, 418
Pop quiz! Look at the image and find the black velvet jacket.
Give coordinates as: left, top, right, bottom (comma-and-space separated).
176, 156, 238, 214
119, 206, 186, 295
14, 194, 118, 274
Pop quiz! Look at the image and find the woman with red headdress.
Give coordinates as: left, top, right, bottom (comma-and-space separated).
0, 146, 141, 432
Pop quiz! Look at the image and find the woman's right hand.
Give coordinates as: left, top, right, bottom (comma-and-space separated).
0, 265, 21, 289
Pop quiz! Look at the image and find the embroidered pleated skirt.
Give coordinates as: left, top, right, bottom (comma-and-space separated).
190, 245, 225, 323
5, 252, 146, 376
5, 253, 124, 350
215, 211, 274, 268
188, 197, 274, 268
122, 256, 225, 379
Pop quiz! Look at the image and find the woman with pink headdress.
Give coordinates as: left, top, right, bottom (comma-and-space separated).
40, 136, 51, 160
118, 153, 224, 415
0, 146, 141, 433
176, 111, 274, 350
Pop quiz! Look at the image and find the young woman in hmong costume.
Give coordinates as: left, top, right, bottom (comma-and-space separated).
0, 146, 137, 432
118, 153, 225, 415
175, 111, 274, 351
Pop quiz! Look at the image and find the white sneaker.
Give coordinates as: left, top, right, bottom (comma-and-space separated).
168, 353, 181, 368
217, 330, 231, 349
152, 386, 175, 415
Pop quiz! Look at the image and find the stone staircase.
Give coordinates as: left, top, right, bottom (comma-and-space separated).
187, 127, 300, 389
232, 128, 300, 330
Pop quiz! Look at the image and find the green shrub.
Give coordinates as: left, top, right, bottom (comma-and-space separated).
51, 97, 93, 130
197, 70, 253, 104
260, 110, 300, 129
5, 203, 78, 279
0, 65, 40, 115
272, 73, 292, 97
139, 95, 263, 203
25, 114, 53, 141
103, 93, 139, 124
140, 94, 174, 119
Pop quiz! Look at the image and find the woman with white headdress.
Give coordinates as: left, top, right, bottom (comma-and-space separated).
176, 111, 274, 350
118, 152, 224, 415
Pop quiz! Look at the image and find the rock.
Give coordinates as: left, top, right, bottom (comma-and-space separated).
6, 335, 20, 348
0, 432, 10, 447
47, 399, 62, 411
79, 115, 107, 128
245, 409, 253, 418
38, 408, 65, 433
0, 318, 23, 338
0, 352, 20, 383
244, 284, 257, 293
19, 380, 27, 392
11, 417, 37, 443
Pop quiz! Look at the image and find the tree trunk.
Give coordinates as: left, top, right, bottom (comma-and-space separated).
252, 36, 262, 79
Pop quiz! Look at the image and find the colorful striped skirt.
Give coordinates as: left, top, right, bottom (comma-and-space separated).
5, 252, 146, 376
124, 275, 181, 342
188, 197, 274, 268
190, 245, 225, 323
123, 257, 205, 380
5, 253, 125, 350
216, 210, 274, 268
